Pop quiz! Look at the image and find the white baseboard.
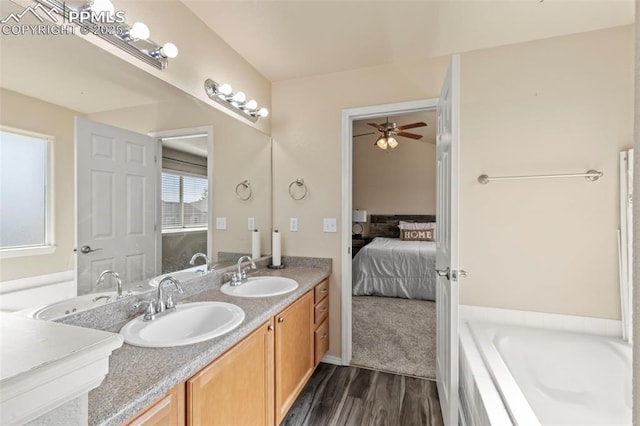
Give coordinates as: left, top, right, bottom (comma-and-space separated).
320, 354, 343, 366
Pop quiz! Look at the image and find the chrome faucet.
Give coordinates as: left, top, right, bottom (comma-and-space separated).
156, 276, 184, 313
189, 252, 214, 273
96, 270, 130, 299
227, 256, 256, 286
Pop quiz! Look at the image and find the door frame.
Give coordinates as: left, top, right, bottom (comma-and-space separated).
150, 126, 215, 264
340, 99, 439, 365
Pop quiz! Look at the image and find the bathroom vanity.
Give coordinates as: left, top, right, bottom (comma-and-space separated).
80, 260, 331, 425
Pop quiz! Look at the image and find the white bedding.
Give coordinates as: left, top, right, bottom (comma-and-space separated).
352, 237, 436, 301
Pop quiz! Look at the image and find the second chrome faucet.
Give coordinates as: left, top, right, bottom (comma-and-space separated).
135, 276, 184, 322
226, 255, 256, 286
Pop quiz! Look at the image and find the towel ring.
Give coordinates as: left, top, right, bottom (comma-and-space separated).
288, 178, 308, 200
235, 180, 252, 201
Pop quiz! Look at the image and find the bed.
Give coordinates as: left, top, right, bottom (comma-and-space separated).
352, 214, 437, 301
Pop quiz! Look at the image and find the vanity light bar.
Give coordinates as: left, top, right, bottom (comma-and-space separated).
204, 79, 269, 122
34, 0, 178, 70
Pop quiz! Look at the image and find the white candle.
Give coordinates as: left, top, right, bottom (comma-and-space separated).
272, 230, 281, 266
251, 229, 260, 259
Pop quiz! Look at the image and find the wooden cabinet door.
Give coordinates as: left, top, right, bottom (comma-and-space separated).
274, 291, 314, 424
126, 383, 185, 426
187, 321, 275, 426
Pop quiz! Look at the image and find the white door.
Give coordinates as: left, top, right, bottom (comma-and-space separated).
435, 55, 460, 426
76, 117, 159, 295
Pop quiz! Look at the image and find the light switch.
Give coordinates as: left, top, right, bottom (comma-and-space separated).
323, 218, 337, 233
290, 218, 298, 232
216, 217, 227, 230
248, 217, 255, 230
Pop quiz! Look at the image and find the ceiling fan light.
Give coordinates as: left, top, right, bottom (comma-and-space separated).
376, 136, 388, 150
387, 136, 398, 149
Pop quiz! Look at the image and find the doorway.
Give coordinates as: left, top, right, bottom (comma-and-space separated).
340, 99, 439, 365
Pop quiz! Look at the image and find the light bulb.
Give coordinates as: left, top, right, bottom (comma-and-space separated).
245, 99, 258, 110
92, 0, 114, 15
376, 137, 388, 150
218, 83, 232, 96
387, 136, 398, 149
258, 107, 269, 118
233, 91, 246, 103
161, 42, 178, 58
129, 22, 149, 40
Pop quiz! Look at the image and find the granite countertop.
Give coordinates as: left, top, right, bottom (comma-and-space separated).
85, 262, 331, 426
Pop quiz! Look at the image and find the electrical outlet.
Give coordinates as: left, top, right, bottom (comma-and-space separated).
248, 217, 255, 230
216, 217, 227, 230
290, 218, 298, 232
323, 218, 337, 233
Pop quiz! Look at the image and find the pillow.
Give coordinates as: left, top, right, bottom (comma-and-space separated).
400, 228, 435, 241
398, 221, 436, 231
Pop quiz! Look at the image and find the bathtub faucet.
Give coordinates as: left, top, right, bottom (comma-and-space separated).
96, 270, 131, 300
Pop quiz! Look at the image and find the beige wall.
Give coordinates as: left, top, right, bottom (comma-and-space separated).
89, 99, 272, 261
353, 135, 437, 227
272, 58, 450, 358
459, 25, 633, 319
273, 26, 633, 357
0, 89, 79, 281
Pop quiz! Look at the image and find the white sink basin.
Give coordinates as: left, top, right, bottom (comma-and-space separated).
148, 265, 207, 287
220, 277, 298, 298
120, 301, 244, 348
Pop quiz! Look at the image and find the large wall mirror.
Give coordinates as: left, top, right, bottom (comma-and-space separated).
0, 5, 272, 300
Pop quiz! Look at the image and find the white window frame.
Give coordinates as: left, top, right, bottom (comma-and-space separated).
0, 125, 55, 259
160, 169, 209, 234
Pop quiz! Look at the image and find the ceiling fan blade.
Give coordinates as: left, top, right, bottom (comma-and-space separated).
397, 132, 423, 140
397, 122, 427, 131
353, 132, 375, 138
367, 123, 385, 131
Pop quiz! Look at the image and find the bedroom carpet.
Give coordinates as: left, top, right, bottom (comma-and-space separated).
351, 296, 436, 379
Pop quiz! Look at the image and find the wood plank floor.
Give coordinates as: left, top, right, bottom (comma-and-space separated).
281, 363, 444, 426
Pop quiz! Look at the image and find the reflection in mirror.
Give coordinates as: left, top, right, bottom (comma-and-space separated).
0, 5, 271, 312
159, 131, 210, 273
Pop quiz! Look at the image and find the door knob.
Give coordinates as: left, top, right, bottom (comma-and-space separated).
78, 245, 102, 254
436, 267, 450, 280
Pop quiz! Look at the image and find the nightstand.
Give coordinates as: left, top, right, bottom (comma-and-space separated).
351, 236, 370, 258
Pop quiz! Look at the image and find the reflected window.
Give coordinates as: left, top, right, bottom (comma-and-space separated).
161, 172, 208, 230
0, 128, 52, 252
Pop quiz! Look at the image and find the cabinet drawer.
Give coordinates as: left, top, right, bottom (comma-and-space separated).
314, 297, 329, 326
314, 319, 329, 366
314, 279, 329, 304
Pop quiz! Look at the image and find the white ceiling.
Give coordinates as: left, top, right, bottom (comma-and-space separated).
182, 0, 634, 82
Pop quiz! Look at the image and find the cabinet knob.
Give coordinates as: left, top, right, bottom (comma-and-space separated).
320, 307, 327, 313
278, 317, 284, 323
268, 324, 274, 331
320, 333, 327, 340
320, 289, 328, 294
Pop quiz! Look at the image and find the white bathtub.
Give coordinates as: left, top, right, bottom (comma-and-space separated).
468, 322, 632, 425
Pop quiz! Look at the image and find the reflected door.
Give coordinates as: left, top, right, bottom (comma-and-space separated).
75, 117, 159, 294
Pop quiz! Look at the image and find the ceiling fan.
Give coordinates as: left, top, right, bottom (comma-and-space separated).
353, 118, 427, 150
